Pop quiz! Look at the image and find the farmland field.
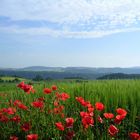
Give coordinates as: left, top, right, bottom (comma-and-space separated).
0, 80, 140, 140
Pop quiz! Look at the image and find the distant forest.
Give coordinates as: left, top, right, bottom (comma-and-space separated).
1, 70, 140, 80
97, 73, 140, 80
0, 70, 103, 80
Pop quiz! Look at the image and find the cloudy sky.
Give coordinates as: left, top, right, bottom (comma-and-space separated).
0, 0, 140, 68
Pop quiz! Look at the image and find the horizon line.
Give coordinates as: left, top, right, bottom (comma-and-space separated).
1, 65, 140, 69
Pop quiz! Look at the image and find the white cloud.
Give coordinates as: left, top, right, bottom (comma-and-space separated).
0, 0, 140, 38
1, 26, 140, 38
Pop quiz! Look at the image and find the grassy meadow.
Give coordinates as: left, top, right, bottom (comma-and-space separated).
0, 79, 140, 140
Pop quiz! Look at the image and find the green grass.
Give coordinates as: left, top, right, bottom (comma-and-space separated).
0, 80, 140, 140
0, 76, 26, 81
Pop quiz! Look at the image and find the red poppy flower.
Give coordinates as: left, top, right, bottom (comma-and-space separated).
60, 93, 70, 101
60, 113, 65, 118
52, 85, 57, 91
0, 115, 9, 122
27, 134, 38, 140
17, 82, 35, 94
53, 105, 64, 114
76, 97, 84, 103
10, 115, 21, 123
31, 101, 44, 109
7, 107, 16, 115
43, 88, 52, 94
86, 102, 93, 108
76, 97, 90, 107
23, 84, 34, 94
58, 105, 64, 111
95, 102, 104, 111
65, 131, 75, 140
10, 136, 18, 140
55, 122, 64, 131
129, 132, 140, 140
2, 107, 16, 115
13, 100, 22, 106
65, 117, 74, 128
18, 103, 28, 110
108, 125, 119, 137
104, 113, 114, 119
114, 115, 125, 124
88, 107, 94, 113
54, 101, 59, 106
17, 81, 25, 89
82, 116, 94, 129
37, 97, 45, 102
80, 111, 89, 118
116, 108, 127, 117
13, 100, 28, 110
97, 116, 103, 124
21, 122, 31, 132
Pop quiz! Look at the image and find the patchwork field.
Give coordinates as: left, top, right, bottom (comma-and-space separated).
0, 80, 140, 140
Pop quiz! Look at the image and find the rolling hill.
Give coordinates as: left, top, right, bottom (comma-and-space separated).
0, 66, 140, 80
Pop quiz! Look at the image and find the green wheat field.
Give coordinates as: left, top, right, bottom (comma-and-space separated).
0, 80, 140, 140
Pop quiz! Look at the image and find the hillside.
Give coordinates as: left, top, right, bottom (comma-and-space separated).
0, 66, 140, 80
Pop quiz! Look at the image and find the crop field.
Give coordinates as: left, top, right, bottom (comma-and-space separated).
0, 80, 140, 140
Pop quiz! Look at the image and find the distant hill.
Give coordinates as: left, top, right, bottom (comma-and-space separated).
0, 66, 140, 80
20, 66, 63, 72
1, 66, 140, 73
97, 73, 140, 80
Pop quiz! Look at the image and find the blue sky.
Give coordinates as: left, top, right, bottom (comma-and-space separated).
0, 0, 140, 68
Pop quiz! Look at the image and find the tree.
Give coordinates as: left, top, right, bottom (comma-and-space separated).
33, 75, 44, 81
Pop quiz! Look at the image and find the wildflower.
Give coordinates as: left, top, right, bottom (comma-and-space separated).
108, 125, 119, 137
17, 81, 34, 94
65, 131, 75, 140
82, 116, 94, 129
7, 107, 16, 115
10, 115, 21, 123
31, 101, 44, 109
37, 97, 45, 102
10, 136, 18, 140
27, 134, 38, 140
2, 107, 16, 115
21, 122, 31, 132
80, 111, 89, 118
54, 101, 59, 106
60, 113, 65, 118
17, 81, 25, 89
76, 97, 84, 102
18, 103, 28, 110
43, 88, 52, 94
0, 115, 9, 122
95, 102, 104, 111
52, 85, 57, 91
65, 117, 74, 128
55, 122, 65, 131
114, 108, 127, 124
59, 93, 70, 101
104, 113, 114, 119
88, 107, 94, 113
13, 100, 22, 106
114, 115, 125, 124
13, 99, 28, 110
116, 108, 127, 117
129, 132, 140, 140
76, 97, 85, 106
97, 116, 103, 123
23, 84, 34, 94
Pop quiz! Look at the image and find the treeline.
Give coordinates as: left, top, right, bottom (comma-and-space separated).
97, 73, 140, 80
0, 70, 103, 80
1, 70, 140, 81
